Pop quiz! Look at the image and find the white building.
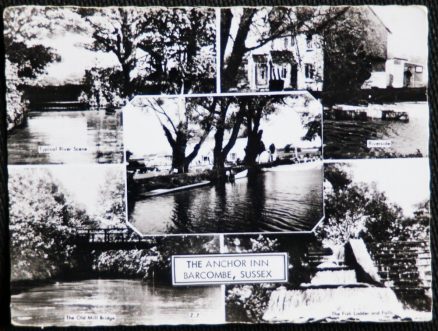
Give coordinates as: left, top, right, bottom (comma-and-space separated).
362, 58, 425, 89
386, 58, 425, 88
246, 34, 324, 92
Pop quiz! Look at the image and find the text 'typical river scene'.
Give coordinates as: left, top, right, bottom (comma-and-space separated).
129, 163, 323, 235
8, 110, 123, 164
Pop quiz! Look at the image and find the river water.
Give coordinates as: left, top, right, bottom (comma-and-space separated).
323, 102, 429, 159
11, 279, 224, 326
130, 163, 323, 234
8, 110, 123, 164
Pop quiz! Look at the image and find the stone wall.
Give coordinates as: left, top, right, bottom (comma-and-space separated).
366, 241, 431, 311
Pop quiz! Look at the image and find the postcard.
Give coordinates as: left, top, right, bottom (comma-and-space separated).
5, 5, 431, 326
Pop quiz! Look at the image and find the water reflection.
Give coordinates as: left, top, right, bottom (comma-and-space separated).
130, 163, 323, 234
8, 110, 123, 164
11, 279, 224, 326
324, 102, 429, 159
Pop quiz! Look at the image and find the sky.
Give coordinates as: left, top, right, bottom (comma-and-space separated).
29, 6, 428, 85
346, 158, 430, 217
371, 6, 428, 65
124, 95, 322, 159
49, 165, 124, 214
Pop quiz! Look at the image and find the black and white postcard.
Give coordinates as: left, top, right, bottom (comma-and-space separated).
5, 4, 431, 327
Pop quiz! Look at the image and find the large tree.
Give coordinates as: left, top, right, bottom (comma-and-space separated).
83, 7, 216, 97
136, 8, 216, 94
83, 7, 143, 97
221, 6, 381, 92
211, 97, 244, 180
143, 97, 217, 173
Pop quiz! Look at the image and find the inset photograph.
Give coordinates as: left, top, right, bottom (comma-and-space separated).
5, 6, 216, 164
124, 93, 323, 234
225, 163, 432, 323
323, 101, 429, 159
9, 165, 223, 326
220, 6, 427, 94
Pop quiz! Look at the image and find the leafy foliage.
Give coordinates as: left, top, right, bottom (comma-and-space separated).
9, 169, 94, 281
318, 164, 430, 246
83, 7, 216, 97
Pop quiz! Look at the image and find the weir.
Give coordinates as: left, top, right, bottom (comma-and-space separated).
263, 239, 407, 322
263, 286, 404, 322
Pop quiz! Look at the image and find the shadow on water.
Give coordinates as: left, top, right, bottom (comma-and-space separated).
130, 164, 323, 234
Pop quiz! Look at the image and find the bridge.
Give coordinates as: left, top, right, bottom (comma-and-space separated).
73, 227, 156, 251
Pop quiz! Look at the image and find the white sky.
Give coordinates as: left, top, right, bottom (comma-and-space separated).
49, 165, 123, 214
346, 158, 430, 217
124, 95, 321, 158
371, 6, 428, 64
28, 6, 428, 85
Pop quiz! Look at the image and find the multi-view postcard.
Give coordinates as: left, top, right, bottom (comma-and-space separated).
4, 4, 431, 326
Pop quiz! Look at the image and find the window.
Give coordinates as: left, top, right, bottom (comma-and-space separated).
256, 63, 268, 85
306, 34, 313, 49
281, 66, 287, 79
305, 64, 314, 79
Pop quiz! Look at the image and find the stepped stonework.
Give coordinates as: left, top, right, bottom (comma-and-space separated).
366, 241, 432, 311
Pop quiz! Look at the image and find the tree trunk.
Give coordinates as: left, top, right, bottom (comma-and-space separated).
221, 8, 256, 92
243, 113, 263, 169
212, 123, 226, 180
121, 63, 132, 97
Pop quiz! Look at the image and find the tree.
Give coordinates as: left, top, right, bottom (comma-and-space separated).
3, 6, 68, 129
83, 7, 216, 97
95, 168, 126, 227
142, 97, 216, 173
241, 96, 285, 168
83, 7, 143, 97
136, 8, 216, 94
221, 6, 382, 92
319, 164, 405, 246
9, 169, 94, 281
211, 97, 244, 180
321, 7, 384, 91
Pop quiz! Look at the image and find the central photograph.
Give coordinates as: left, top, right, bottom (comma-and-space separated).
124, 92, 323, 234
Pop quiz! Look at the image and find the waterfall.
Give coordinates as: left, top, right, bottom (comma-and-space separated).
310, 270, 357, 285
263, 287, 405, 322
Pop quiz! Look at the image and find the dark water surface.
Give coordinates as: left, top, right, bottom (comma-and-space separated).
11, 279, 224, 326
8, 110, 123, 164
130, 164, 323, 234
324, 102, 428, 159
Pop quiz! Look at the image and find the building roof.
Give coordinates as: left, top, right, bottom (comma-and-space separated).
367, 6, 392, 34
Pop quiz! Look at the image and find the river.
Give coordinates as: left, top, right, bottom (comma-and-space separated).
8, 110, 123, 164
11, 279, 224, 326
130, 163, 323, 234
323, 102, 429, 159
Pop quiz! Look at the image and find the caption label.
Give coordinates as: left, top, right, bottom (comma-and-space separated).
367, 140, 392, 148
38, 145, 89, 153
172, 253, 288, 285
